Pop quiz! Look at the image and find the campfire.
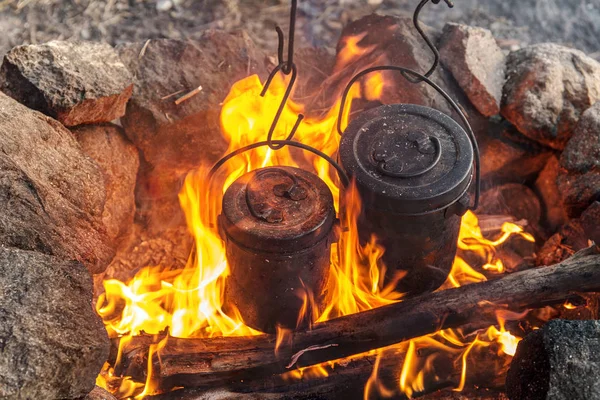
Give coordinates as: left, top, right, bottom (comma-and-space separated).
1, 1, 600, 400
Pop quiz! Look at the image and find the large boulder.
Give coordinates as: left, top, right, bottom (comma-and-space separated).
0, 40, 133, 127
0, 92, 114, 274
333, 15, 461, 116
118, 32, 270, 172
439, 23, 506, 117
73, 124, 140, 242
557, 101, 600, 217
501, 44, 600, 150
0, 247, 109, 399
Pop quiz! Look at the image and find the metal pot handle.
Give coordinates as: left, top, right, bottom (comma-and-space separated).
335, 66, 480, 211
208, 140, 350, 188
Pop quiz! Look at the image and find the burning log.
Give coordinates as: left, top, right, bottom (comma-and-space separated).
117, 247, 600, 391
506, 320, 600, 400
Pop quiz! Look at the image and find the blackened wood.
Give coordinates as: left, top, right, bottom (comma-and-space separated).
117, 247, 600, 391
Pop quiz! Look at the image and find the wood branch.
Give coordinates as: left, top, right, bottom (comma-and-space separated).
117, 247, 600, 392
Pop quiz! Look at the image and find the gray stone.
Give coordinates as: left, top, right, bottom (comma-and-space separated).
118, 32, 269, 171
0, 247, 109, 400
0, 92, 114, 273
73, 124, 140, 242
439, 23, 505, 117
557, 101, 600, 216
506, 320, 600, 400
501, 43, 600, 150
0, 40, 133, 127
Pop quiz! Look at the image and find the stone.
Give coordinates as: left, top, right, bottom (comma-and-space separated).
0, 40, 133, 127
118, 32, 269, 171
506, 320, 600, 400
478, 122, 552, 184
334, 14, 462, 116
439, 23, 505, 117
534, 156, 568, 234
134, 158, 187, 235
501, 43, 600, 150
478, 183, 541, 225
557, 101, 600, 216
0, 92, 114, 274
72, 124, 140, 241
580, 201, 600, 245
0, 247, 109, 399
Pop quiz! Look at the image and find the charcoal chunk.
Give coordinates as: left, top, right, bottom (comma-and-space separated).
507, 320, 600, 400
0, 40, 133, 126
0, 247, 109, 399
501, 44, 600, 150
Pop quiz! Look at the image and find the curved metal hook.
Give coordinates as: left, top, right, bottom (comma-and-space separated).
335, 65, 480, 210
260, 63, 305, 150
209, 139, 350, 188
403, 0, 454, 84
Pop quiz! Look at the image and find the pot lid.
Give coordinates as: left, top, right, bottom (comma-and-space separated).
339, 104, 473, 214
220, 166, 335, 252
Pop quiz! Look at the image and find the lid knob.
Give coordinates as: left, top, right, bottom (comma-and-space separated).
371, 130, 442, 178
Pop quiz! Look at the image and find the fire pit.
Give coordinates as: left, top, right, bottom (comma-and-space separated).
1, 1, 600, 400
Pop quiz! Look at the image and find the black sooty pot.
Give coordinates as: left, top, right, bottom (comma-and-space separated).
219, 166, 335, 333
339, 104, 474, 296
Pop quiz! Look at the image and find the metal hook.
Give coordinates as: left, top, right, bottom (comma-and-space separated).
335, 65, 480, 210
260, 0, 303, 151
402, 0, 454, 84
260, 63, 305, 150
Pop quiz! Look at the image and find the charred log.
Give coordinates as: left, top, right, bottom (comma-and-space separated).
116, 247, 600, 391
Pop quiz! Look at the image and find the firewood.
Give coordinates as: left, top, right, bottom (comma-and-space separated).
116, 247, 600, 391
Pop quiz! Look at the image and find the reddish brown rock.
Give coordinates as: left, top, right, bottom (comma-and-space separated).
535, 155, 568, 233
478, 183, 541, 225
501, 44, 600, 150
478, 122, 552, 184
0, 40, 133, 127
118, 32, 270, 171
580, 201, 600, 245
557, 101, 600, 217
439, 23, 506, 117
0, 92, 114, 274
73, 124, 140, 241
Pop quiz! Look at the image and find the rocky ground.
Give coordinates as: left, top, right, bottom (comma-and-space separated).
0, 0, 598, 59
